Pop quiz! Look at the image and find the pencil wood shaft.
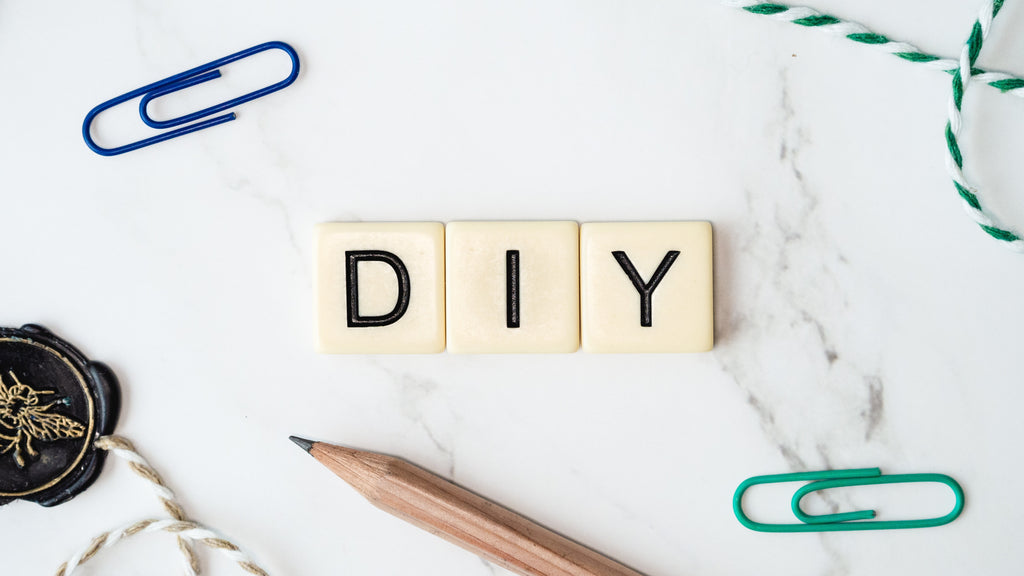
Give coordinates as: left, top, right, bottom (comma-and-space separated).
306, 441, 645, 576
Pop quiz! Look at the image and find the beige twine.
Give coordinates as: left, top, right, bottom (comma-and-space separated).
54, 436, 269, 576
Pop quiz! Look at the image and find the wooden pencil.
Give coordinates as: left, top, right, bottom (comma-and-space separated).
290, 437, 646, 576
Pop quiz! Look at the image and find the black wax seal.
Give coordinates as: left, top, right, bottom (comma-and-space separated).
0, 325, 119, 507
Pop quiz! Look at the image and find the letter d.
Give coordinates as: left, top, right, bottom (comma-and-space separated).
345, 250, 411, 327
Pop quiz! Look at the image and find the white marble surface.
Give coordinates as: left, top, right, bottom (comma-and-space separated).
3, 0, 1024, 574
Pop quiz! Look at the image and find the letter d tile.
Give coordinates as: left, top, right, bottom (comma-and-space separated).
581, 222, 713, 353
316, 222, 446, 353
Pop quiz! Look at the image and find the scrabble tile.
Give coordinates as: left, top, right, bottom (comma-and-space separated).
445, 221, 579, 353
580, 222, 713, 353
316, 222, 445, 353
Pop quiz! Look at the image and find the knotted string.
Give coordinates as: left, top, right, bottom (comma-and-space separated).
723, 0, 1024, 250
55, 436, 269, 576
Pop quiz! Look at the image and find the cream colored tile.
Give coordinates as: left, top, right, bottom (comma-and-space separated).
581, 222, 713, 353
316, 222, 445, 353
446, 221, 579, 353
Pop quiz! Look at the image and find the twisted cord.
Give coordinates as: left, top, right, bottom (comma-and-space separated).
944, 0, 1024, 249
55, 519, 269, 576
95, 435, 199, 576
722, 0, 1024, 249
720, 1, 1024, 98
54, 436, 269, 576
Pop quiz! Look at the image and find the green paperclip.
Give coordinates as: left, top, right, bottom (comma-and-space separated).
733, 467, 964, 532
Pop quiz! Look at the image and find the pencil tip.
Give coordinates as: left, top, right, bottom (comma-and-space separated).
289, 436, 314, 453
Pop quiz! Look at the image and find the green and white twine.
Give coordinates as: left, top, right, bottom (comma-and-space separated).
723, 0, 1024, 251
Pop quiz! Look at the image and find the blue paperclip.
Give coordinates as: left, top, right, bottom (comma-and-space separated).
82, 41, 300, 156
733, 468, 964, 532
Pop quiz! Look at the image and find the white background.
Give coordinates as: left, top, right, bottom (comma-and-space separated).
2, 1, 1024, 574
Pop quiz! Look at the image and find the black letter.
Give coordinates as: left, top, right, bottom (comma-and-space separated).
506, 250, 520, 328
345, 250, 411, 327
612, 250, 680, 327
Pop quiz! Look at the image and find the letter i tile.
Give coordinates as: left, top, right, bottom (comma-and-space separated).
316, 222, 446, 353
446, 222, 580, 353
580, 222, 713, 353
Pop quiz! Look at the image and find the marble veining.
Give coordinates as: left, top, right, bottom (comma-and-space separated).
717, 66, 890, 472
369, 359, 459, 478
